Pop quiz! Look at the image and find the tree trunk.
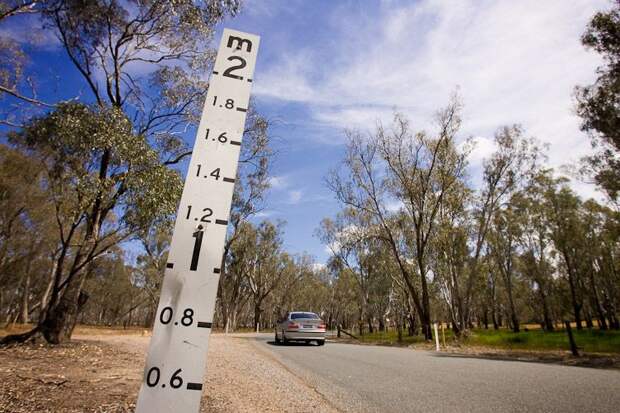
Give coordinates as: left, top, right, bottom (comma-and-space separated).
507, 292, 519, 333
539, 288, 554, 331
407, 311, 417, 336
482, 306, 489, 329
588, 270, 608, 330
253, 302, 261, 333
36, 149, 112, 343
20, 272, 31, 324
39, 277, 88, 344
39, 260, 57, 319
563, 254, 583, 330
420, 309, 432, 341
367, 317, 374, 334
585, 308, 594, 329
420, 270, 433, 341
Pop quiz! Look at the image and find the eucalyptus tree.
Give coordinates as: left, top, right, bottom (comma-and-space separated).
20, 0, 273, 289
545, 191, 620, 330
432, 179, 471, 334
218, 219, 288, 332
543, 180, 589, 329
324, 267, 358, 331
1, 103, 181, 344
517, 170, 557, 331
218, 111, 273, 323
266, 253, 318, 321
487, 201, 523, 332
217, 221, 253, 331
580, 199, 620, 329
0, 144, 57, 324
245, 220, 288, 331
327, 99, 469, 340
428, 125, 544, 335
459, 126, 544, 332
135, 220, 173, 326
80, 246, 135, 326
576, 3, 620, 201
318, 209, 384, 334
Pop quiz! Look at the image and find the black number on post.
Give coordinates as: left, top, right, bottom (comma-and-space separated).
212, 96, 217, 106
190, 229, 203, 271
210, 168, 220, 180
146, 367, 160, 387
217, 132, 227, 143
196, 164, 201, 177
225, 99, 234, 109
200, 208, 213, 222
170, 369, 183, 389
159, 307, 173, 324
223, 56, 247, 80
181, 309, 194, 326
186, 205, 192, 219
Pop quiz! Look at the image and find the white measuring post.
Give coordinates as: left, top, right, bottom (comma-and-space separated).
434, 323, 440, 351
136, 28, 260, 413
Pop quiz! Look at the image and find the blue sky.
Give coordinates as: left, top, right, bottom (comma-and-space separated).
1, 0, 611, 265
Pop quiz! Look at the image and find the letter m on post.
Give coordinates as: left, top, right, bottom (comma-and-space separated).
227, 36, 252, 52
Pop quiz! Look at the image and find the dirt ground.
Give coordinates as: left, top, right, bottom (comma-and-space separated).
0, 331, 338, 413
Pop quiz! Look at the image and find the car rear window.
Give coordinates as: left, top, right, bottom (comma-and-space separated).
291, 312, 319, 320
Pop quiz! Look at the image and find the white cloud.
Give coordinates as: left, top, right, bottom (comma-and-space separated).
288, 189, 302, 204
0, 14, 60, 50
384, 199, 404, 213
254, 0, 609, 198
268, 175, 288, 190
312, 262, 326, 272
466, 136, 498, 167
254, 210, 277, 218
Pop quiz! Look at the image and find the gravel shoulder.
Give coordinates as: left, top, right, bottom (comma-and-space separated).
0, 332, 339, 413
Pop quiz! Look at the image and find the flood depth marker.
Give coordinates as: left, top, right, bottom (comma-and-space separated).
135, 28, 260, 413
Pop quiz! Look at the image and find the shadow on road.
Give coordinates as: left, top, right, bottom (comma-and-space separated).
430, 351, 619, 370
266, 340, 322, 347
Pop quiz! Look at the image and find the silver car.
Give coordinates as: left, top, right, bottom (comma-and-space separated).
275, 311, 326, 346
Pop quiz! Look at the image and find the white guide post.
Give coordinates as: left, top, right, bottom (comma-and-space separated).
136, 29, 260, 413
434, 323, 440, 351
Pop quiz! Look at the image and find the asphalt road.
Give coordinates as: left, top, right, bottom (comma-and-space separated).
249, 333, 620, 413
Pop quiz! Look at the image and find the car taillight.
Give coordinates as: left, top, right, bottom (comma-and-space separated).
288, 322, 299, 329
318, 324, 326, 330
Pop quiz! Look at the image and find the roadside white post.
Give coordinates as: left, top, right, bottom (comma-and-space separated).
441, 322, 446, 348
135, 29, 260, 413
434, 323, 440, 351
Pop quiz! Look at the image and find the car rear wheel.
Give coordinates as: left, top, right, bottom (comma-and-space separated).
282, 331, 288, 345
275, 331, 281, 344
317, 340, 325, 346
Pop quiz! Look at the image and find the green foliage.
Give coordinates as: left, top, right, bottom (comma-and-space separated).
11, 102, 182, 230
468, 329, 620, 354
355, 328, 620, 354
577, 3, 620, 200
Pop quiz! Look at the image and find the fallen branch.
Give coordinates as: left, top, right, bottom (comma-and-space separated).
338, 326, 358, 340
16, 374, 68, 386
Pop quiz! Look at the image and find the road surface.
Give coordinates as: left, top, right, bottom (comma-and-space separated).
249, 333, 620, 413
